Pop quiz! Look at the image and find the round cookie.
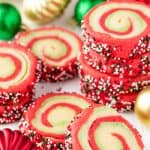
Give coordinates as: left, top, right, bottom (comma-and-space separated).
79, 54, 150, 112
65, 105, 144, 150
82, 1, 150, 78
16, 27, 82, 82
83, 1, 150, 57
19, 93, 92, 149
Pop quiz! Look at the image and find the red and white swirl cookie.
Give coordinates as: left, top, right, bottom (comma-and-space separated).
0, 42, 38, 123
65, 105, 144, 150
19, 93, 92, 149
82, 1, 150, 78
0, 128, 37, 150
83, 1, 150, 57
16, 27, 82, 82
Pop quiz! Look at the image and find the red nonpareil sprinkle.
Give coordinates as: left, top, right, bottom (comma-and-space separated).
79, 1, 150, 111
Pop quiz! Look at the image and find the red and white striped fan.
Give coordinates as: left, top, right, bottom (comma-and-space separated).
0, 129, 37, 150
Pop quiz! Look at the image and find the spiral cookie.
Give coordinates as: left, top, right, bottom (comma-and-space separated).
19, 93, 92, 149
0, 128, 37, 150
65, 105, 144, 150
83, 1, 150, 57
0, 42, 37, 123
16, 27, 82, 82
82, 1, 150, 78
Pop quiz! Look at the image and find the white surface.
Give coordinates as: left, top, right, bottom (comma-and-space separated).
0, 0, 150, 149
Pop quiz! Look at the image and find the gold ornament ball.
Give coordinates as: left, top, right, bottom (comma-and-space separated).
134, 87, 150, 127
23, 0, 70, 24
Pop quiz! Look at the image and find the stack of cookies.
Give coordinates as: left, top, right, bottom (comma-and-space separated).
79, 1, 150, 112
0, 42, 39, 123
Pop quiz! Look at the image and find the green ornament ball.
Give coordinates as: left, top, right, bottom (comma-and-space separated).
74, 0, 106, 25
0, 3, 21, 41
